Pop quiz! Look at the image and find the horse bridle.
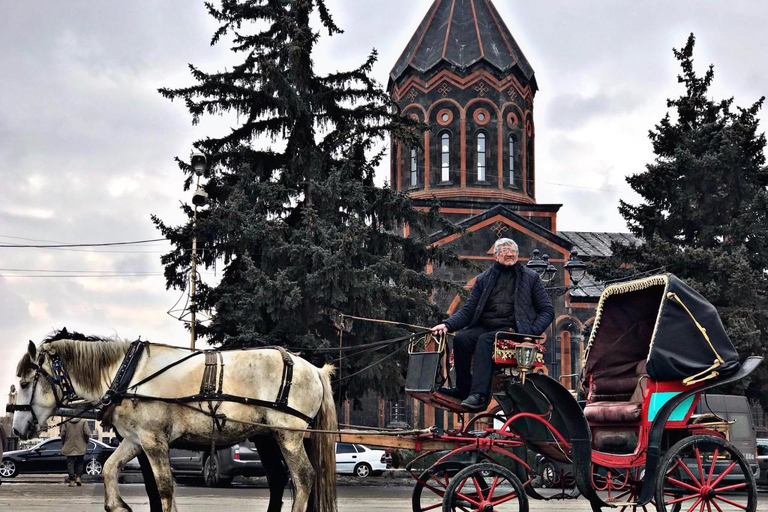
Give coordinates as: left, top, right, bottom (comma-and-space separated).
15, 348, 78, 430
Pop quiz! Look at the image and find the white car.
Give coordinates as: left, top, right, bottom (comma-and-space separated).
334, 443, 391, 478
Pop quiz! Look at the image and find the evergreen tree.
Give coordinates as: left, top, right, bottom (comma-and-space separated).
592, 34, 768, 407
152, 0, 459, 401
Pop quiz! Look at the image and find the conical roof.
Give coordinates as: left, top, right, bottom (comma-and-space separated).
390, 0, 535, 86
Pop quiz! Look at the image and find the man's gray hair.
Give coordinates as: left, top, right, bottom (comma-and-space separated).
493, 238, 518, 254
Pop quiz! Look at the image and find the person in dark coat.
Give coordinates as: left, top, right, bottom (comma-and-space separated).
431, 238, 554, 410
60, 418, 91, 486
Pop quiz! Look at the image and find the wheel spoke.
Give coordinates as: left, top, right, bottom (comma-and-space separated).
667, 493, 702, 505
471, 477, 486, 500
677, 457, 703, 487
712, 496, 749, 510
694, 447, 704, 484
709, 461, 737, 488
713, 482, 747, 493
686, 497, 703, 512
487, 475, 500, 498
667, 476, 703, 494
706, 448, 719, 485
488, 490, 519, 507
710, 499, 725, 512
455, 491, 481, 507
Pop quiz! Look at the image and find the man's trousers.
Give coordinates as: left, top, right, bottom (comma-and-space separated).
453, 326, 512, 397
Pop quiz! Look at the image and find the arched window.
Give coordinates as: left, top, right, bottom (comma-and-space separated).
410, 147, 418, 187
526, 138, 534, 195
441, 133, 450, 182
509, 135, 517, 187
476, 133, 486, 181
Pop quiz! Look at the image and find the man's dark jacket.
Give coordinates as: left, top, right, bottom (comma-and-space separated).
444, 263, 554, 335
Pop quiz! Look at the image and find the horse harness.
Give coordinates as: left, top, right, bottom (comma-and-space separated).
97, 341, 313, 425
15, 348, 80, 430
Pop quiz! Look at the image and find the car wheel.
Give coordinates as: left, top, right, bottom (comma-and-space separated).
0, 459, 19, 478
86, 459, 103, 476
353, 462, 372, 478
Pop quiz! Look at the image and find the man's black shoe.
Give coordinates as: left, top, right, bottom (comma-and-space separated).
460, 393, 488, 411
438, 387, 467, 400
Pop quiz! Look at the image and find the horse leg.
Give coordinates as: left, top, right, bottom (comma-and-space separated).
253, 436, 290, 512
276, 432, 315, 512
137, 450, 164, 512
139, 435, 177, 512
103, 440, 142, 512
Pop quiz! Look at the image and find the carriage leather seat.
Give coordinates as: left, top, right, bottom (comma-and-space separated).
584, 360, 648, 424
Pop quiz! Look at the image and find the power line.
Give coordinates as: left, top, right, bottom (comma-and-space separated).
0, 238, 168, 248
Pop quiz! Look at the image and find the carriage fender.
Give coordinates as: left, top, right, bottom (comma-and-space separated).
636, 355, 763, 506
522, 374, 608, 511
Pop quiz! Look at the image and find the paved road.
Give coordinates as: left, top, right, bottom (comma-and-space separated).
1, 478, 767, 511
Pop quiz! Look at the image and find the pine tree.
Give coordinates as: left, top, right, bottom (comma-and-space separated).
152, 0, 459, 400
592, 34, 768, 407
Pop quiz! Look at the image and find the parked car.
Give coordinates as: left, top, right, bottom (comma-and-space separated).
757, 438, 768, 486
0, 437, 114, 478
122, 439, 267, 487
334, 442, 391, 478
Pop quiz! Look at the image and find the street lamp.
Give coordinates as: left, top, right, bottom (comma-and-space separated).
189, 151, 207, 350
526, 249, 586, 288
526, 248, 587, 385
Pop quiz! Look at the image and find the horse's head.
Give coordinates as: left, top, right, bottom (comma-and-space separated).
13, 341, 60, 439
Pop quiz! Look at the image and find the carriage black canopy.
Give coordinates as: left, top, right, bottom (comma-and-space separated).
583, 274, 740, 384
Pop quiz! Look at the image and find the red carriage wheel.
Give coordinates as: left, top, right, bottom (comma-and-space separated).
413, 461, 468, 512
442, 462, 528, 512
654, 435, 756, 512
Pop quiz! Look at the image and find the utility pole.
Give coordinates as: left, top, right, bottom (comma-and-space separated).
189, 151, 208, 350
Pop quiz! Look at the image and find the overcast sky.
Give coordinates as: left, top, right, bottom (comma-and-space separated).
1, 1, 766, 412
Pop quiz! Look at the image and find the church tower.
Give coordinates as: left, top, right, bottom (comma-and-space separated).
389, 0, 540, 213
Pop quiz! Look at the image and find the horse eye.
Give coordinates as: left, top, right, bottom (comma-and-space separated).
20, 382, 30, 390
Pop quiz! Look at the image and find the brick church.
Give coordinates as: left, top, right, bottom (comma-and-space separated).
345, 0, 639, 429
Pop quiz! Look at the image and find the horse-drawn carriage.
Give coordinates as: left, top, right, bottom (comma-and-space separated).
8, 273, 762, 512
399, 274, 762, 512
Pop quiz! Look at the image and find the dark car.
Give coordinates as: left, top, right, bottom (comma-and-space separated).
757, 438, 767, 486
0, 437, 115, 478
122, 439, 267, 487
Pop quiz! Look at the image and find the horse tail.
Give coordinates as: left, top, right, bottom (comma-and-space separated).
308, 364, 338, 512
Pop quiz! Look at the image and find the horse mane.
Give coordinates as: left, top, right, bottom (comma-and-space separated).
40, 328, 134, 394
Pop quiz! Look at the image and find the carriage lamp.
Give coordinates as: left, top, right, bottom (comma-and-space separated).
564, 250, 587, 284
515, 341, 540, 384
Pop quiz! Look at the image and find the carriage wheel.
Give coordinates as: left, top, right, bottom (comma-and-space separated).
654, 435, 756, 512
412, 461, 468, 512
442, 463, 528, 512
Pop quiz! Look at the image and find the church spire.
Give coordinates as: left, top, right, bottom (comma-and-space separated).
389, 0, 538, 204
389, 0, 536, 89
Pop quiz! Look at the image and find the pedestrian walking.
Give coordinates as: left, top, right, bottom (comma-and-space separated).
60, 418, 91, 486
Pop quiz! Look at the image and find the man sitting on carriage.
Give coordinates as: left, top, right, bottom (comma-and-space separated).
431, 237, 555, 411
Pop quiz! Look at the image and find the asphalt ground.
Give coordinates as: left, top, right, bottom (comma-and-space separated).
1, 475, 767, 512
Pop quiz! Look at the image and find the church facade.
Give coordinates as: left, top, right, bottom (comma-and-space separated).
346, 0, 639, 429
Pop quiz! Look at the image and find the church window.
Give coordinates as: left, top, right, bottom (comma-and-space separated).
476, 133, 486, 181
509, 135, 518, 187
441, 132, 450, 182
410, 147, 417, 187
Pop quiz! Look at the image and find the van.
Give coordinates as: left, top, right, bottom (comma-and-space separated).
694, 394, 759, 480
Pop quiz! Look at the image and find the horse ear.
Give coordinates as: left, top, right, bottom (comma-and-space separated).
28, 340, 37, 359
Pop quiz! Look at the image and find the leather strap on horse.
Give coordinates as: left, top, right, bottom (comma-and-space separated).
98, 340, 146, 421
200, 351, 225, 396
275, 347, 293, 406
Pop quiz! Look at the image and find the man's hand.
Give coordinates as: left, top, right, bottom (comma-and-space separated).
431, 323, 449, 335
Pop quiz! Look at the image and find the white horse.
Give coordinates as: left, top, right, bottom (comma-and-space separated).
12, 331, 337, 512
